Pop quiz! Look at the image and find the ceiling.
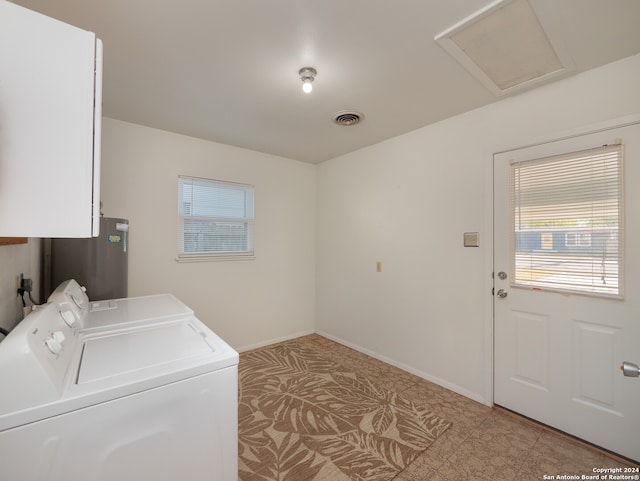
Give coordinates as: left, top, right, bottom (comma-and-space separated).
12, 0, 640, 163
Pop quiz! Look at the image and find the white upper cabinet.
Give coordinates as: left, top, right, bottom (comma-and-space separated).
0, 1, 102, 237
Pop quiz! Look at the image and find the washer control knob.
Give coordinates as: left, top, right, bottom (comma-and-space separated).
52, 331, 66, 343
45, 338, 63, 355
60, 310, 76, 327
71, 293, 85, 309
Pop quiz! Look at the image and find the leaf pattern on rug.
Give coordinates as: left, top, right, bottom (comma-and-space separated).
239, 340, 451, 481
260, 375, 359, 436
240, 427, 326, 481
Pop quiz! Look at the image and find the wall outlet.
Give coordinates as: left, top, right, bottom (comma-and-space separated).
21, 277, 33, 292
15, 273, 23, 291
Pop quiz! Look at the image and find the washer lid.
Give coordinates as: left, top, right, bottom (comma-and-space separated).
77, 321, 213, 384
84, 294, 194, 331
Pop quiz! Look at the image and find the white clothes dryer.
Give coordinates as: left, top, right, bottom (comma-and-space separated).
0, 280, 238, 481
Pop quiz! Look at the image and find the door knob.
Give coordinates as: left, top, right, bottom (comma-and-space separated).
621, 361, 639, 377
496, 289, 508, 299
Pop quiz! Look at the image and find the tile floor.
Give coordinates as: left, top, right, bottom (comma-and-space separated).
289, 334, 639, 481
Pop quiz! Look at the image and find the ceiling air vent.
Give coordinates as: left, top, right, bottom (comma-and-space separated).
434, 0, 573, 96
332, 110, 363, 126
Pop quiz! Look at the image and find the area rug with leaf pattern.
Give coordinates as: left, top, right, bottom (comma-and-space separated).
238, 338, 451, 481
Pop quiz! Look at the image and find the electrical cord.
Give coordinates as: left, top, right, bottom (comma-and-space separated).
8, 282, 41, 340
17, 278, 41, 307
28, 292, 39, 306
17, 288, 27, 307
4, 287, 33, 341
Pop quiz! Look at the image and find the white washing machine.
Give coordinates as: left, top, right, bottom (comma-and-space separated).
0, 280, 238, 481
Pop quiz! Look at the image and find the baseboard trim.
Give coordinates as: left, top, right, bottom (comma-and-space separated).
236, 329, 316, 353
316, 330, 488, 406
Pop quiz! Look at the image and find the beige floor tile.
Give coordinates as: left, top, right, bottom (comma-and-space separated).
417, 424, 471, 470
519, 431, 634, 479
393, 453, 437, 481
469, 410, 543, 450
433, 457, 509, 481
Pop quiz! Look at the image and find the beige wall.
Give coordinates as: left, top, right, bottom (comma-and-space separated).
316, 54, 640, 405
100, 119, 317, 350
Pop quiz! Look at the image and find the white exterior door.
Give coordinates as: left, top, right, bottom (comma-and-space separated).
494, 121, 640, 462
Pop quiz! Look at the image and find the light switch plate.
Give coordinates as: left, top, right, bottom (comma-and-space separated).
464, 232, 479, 247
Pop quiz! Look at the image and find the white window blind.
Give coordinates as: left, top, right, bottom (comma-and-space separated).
510, 143, 623, 298
178, 176, 254, 260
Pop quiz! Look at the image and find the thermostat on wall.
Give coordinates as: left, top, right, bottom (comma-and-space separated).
464, 232, 479, 247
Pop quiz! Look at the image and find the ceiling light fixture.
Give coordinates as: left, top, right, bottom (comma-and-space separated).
298, 67, 317, 94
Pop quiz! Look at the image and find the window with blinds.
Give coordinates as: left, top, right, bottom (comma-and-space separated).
178, 176, 254, 260
510, 143, 623, 298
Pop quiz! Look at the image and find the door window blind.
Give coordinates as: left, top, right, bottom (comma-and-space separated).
510, 143, 623, 297
178, 176, 254, 259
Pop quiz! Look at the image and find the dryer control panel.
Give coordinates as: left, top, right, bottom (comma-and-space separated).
48, 279, 90, 329
0, 300, 80, 421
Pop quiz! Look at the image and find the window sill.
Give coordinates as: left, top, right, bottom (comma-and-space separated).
175, 252, 255, 263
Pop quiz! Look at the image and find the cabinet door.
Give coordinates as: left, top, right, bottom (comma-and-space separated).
0, 1, 101, 237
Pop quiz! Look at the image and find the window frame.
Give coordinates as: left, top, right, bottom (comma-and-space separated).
509, 143, 624, 299
177, 175, 255, 262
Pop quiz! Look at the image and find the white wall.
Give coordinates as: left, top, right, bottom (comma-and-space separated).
316, 55, 640, 405
0, 240, 40, 334
100, 119, 317, 351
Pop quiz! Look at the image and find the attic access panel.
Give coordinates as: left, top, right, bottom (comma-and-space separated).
435, 0, 574, 96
